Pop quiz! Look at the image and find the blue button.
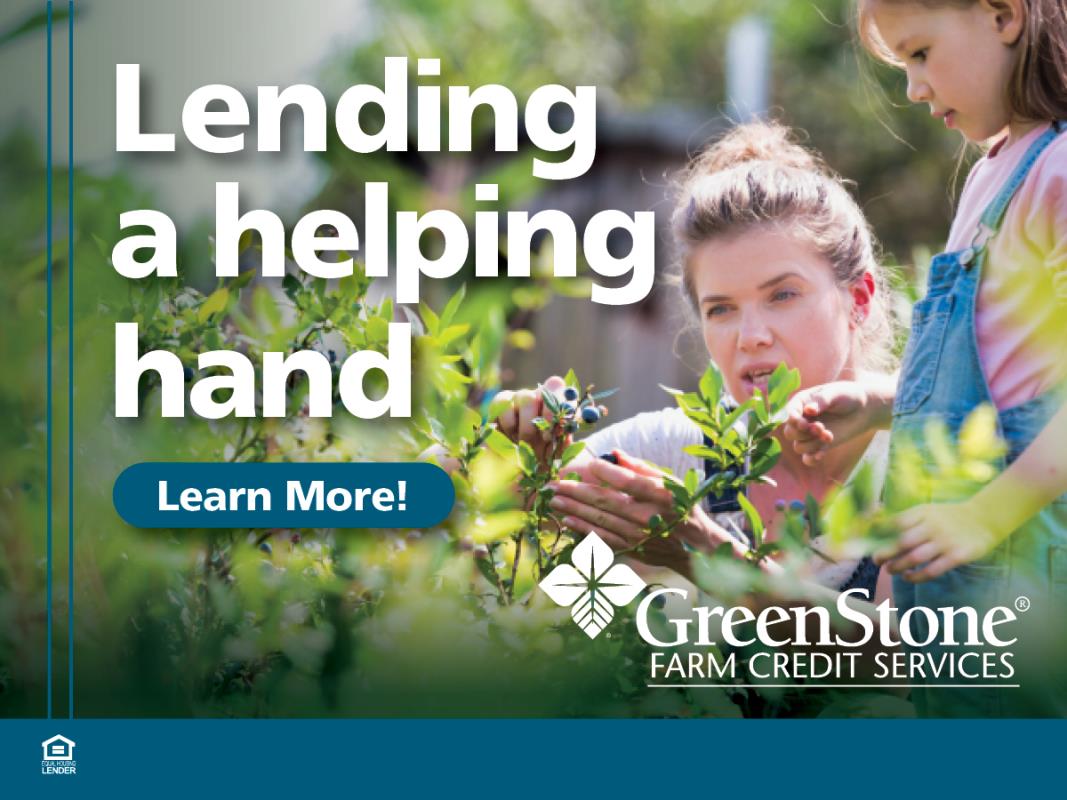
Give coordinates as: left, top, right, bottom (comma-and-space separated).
113, 462, 455, 529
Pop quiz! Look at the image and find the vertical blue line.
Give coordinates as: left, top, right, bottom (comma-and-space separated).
45, 0, 54, 721
68, 0, 75, 720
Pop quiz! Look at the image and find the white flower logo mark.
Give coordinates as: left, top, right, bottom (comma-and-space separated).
538, 533, 646, 638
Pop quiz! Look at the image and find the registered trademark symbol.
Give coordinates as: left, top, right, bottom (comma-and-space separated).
1015, 596, 1031, 612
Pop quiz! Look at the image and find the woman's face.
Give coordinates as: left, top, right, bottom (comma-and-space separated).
690, 226, 860, 401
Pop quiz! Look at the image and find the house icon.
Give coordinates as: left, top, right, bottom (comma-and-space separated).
41, 735, 75, 761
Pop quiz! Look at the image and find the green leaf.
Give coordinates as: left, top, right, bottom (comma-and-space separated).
560, 441, 586, 466
366, 315, 389, 343
540, 386, 561, 415
768, 363, 801, 414
486, 396, 512, 423
698, 363, 724, 407
517, 441, 539, 475
0, 7, 72, 49
506, 329, 535, 350
91, 233, 111, 259
591, 387, 619, 401
749, 436, 782, 478
197, 287, 229, 322
721, 398, 755, 432
475, 550, 501, 588
439, 284, 466, 328
471, 511, 528, 544
665, 478, 690, 508
675, 392, 703, 413
749, 394, 769, 425
849, 463, 875, 512
420, 302, 441, 336
339, 271, 368, 300
682, 444, 722, 461
805, 493, 823, 540
485, 429, 517, 459
282, 273, 302, 299
753, 542, 782, 561
564, 368, 580, 390
736, 492, 764, 548
437, 323, 470, 349
229, 269, 256, 291
684, 468, 700, 496
692, 474, 723, 503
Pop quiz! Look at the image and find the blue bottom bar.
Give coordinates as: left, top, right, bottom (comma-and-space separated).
1, 718, 1062, 796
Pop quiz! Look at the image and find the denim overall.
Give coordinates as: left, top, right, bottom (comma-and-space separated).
888, 122, 1067, 717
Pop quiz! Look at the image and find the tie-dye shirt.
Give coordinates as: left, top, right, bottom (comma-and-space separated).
946, 122, 1067, 410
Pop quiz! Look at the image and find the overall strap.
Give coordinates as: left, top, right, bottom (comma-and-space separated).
702, 433, 742, 514
972, 122, 1067, 248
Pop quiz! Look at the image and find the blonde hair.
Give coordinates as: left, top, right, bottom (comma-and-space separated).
671, 121, 898, 373
856, 0, 1067, 124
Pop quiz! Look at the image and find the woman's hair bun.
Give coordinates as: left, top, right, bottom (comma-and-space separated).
672, 119, 899, 374
694, 120, 824, 175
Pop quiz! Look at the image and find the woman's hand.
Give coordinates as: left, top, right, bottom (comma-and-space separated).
782, 377, 893, 465
492, 375, 571, 462
547, 450, 749, 579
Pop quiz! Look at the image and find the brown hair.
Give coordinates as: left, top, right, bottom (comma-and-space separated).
671, 121, 898, 373
856, 0, 1067, 124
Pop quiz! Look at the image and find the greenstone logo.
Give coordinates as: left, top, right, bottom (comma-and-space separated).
539, 533, 646, 638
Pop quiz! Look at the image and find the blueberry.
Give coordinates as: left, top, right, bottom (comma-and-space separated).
581, 406, 601, 423
561, 401, 577, 414
183, 366, 194, 382
789, 500, 806, 514
722, 470, 737, 482
563, 387, 580, 402
259, 541, 272, 555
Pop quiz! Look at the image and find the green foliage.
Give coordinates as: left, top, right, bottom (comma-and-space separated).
821, 405, 1007, 555
650, 362, 800, 562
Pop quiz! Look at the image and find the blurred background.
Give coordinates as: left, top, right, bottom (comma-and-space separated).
0, 0, 975, 717
2, 0, 967, 418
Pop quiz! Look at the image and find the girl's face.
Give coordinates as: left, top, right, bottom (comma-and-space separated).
690, 227, 863, 401
869, 1, 1021, 143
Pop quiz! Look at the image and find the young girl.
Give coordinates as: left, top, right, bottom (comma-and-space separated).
787, 0, 1067, 716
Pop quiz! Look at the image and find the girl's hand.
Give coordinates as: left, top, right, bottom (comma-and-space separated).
782, 381, 883, 465
547, 450, 749, 579
874, 500, 1002, 582
492, 375, 571, 462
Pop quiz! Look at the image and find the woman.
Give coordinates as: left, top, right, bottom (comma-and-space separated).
496, 121, 900, 608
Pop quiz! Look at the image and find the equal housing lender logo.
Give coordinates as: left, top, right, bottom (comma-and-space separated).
41, 735, 77, 775
539, 532, 645, 637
